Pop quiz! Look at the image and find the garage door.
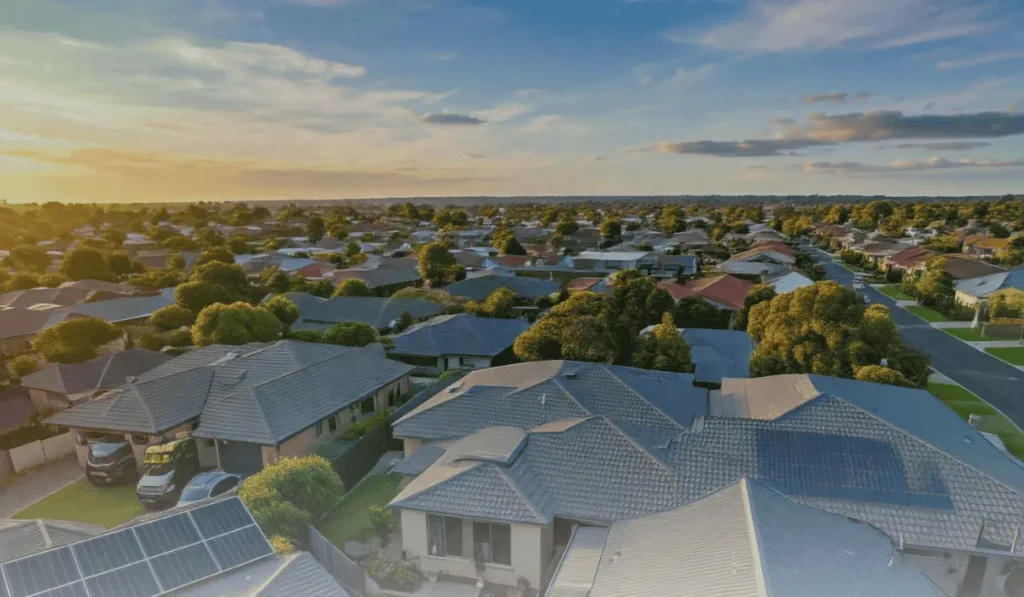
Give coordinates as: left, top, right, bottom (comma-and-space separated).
218, 440, 264, 475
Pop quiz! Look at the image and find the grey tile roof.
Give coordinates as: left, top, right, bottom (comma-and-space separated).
67, 288, 175, 322
0, 307, 69, 340
682, 328, 752, 384
273, 292, 327, 313
571, 479, 940, 597
299, 296, 443, 330
193, 342, 413, 444
0, 287, 93, 308
394, 373, 1024, 555
175, 551, 351, 597
0, 520, 103, 563
20, 349, 171, 395
391, 444, 447, 476
393, 361, 707, 441
389, 314, 531, 357
441, 273, 559, 301
337, 262, 421, 289
955, 265, 1024, 298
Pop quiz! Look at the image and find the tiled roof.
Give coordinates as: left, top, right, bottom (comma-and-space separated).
890, 246, 936, 268
0, 307, 69, 340
0, 388, 36, 433
658, 274, 753, 310
683, 328, 752, 384
566, 277, 604, 292
297, 296, 443, 329
441, 273, 559, 301
67, 288, 176, 323
334, 260, 422, 289
955, 265, 1024, 298
941, 256, 1006, 280
20, 348, 172, 395
393, 361, 707, 441
0, 287, 93, 308
389, 314, 530, 357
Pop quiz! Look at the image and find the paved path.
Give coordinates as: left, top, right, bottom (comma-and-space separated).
806, 245, 1024, 428
0, 456, 83, 519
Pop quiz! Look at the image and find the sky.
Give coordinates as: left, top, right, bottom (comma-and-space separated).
1, 0, 1023, 202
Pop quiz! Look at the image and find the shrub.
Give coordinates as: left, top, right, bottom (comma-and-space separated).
31, 318, 121, 364
341, 409, 390, 440
322, 321, 378, 347
364, 552, 421, 592
239, 455, 344, 544
165, 329, 194, 347
151, 305, 195, 331
10, 355, 39, 379
269, 535, 295, 555
288, 330, 324, 343
368, 505, 395, 542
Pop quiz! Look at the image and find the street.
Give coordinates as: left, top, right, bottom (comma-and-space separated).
807, 246, 1024, 428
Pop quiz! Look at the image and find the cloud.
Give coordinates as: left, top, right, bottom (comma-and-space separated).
428, 52, 459, 62
472, 102, 531, 123
770, 118, 796, 126
666, 63, 717, 87
164, 38, 366, 79
801, 156, 1024, 174
936, 50, 1024, 70
880, 141, 991, 150
419, 112, 487, 125
803, 93, 848, 104
650, 110, 1024, 157
668, 0, 990, 52
466, 153, 487, 159
586, 155, 608, 162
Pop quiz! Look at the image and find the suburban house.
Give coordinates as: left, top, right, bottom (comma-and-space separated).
331, 258, 422, 295
0, 519, 103, 562
65, 288, 176, 325
546, 479, 940, 597
648, 254, 698, 279
942, 256, 1008, 281
717, 245, 795, 278
47, 340, 413, 474
236, 253, 316, 276
0, 307, 69, 353
955, 266, 1024, 307
572, 251, 652, 272
389, 368, 1024, 597
442, 272, 559, 302
963, 235, 1011, 258
885, 246, 937, 272
19, 348, 171, 410
638, 326, 753, 386
768, 270, 814, 294
287, 294, 444, 333
658, 274, 753, 311
388, 314, 530, 375
565, 277, 610, 294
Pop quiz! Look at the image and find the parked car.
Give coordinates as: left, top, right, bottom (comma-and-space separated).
175, 471, 242, 507
136, 438, 201, 508
86, 440, 137, 485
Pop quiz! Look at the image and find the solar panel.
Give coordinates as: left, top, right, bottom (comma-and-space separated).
0, 497, 274, 597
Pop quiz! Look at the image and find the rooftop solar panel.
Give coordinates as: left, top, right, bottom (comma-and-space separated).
0, 497, 274, 597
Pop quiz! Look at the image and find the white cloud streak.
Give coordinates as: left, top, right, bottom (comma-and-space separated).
936, 50, 1024, 70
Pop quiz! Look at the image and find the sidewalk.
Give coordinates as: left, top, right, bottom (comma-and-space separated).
0, 456, 83, 519
967, 340, 1024, 349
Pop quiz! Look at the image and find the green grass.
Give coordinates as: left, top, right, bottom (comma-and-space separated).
906, 305, 950, 322
944, 328, 998, 342
13, 478, 144, 528
986, 346, 1024, 366
878, 285, 914, 301
318, 474, 402, 548
929, 382, 1024, 459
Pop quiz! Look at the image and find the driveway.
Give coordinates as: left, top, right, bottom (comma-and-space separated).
809, 246, 1024, 428
0, 456, 83, 519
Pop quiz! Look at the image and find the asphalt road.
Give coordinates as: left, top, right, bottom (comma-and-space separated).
806, 246, 1024, 428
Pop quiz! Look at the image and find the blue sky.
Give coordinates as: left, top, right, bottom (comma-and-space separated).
1, 0, 1023, 202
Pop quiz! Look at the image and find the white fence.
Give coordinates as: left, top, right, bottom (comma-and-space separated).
7, 432, 76, 474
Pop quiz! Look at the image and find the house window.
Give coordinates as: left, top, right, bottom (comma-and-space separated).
328, 415, 338, 433
427, 515, 463, 557
472, 521, 511, 566
388, 387, 397, 407
360, 395, 375, 414
315, 420, 324, 436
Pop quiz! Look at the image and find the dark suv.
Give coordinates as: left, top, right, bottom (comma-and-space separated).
86, 441, 137, 485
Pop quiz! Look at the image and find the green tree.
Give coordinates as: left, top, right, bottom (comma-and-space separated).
513, 292, 618, 362
38, 273, 65, 288
102, 229, 127, 247
553, 218, 579, 237
175, 281, 234, 312
734, 284, 777, 331
6, 273, 41, 290
632, 312, 693, 373
239, 455, 344, 544
32, 318, 121, 364
9, 245, 52, 274
433, 207, 468, 229
263, 295, 300, 328
307, 214, 326, 244
194, 246, 235, 267
493, 229, 526, 256
599, 219, 622, 242
393, 311, 415, 333
107, 253, 143, 277
658, 206, 687, 235
191, 302, 282, 346
150, 305, 196, 331
473, 287, 517, 319
913, 266, 955, 308
417, 242, 461, 286
854, 365, 914, 387
10, 355, 39, 379
672, 297, 730, 329
322, 321, 379, 347
61, 248, 116, 281
333, 278, 373, 297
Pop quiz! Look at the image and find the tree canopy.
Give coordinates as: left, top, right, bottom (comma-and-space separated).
8, 245, 51, 274
514, 292, 618, 363
239, 455, 344, 544
471, 287, 517, 319
60, 247, 116, 282
262, 295, 300, 327
191, 302, 282, 346
333, 278, 373, 297
322, 321, 379, 347
417, 242, 463, 286
307, 214, 326, 244
150, 304, 196, 331
632, 312, 692, 373
32, 318, 121, 364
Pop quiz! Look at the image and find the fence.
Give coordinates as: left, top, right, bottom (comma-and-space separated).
0, 431, 77, 477
309, 525, 367, 597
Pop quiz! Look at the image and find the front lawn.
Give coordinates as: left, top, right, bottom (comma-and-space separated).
878, 285, 914, 301
14, 478, 144, 528
318, 474, 402, 548
906, 306, 950, 322
986, 346, 1024, 366
929, 382, 1024, 459
944, 328, 998, 342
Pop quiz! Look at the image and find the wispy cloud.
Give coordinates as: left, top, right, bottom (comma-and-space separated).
803, 92, 871, 103
666, 63, 717, 87
879, 141, 991, 151
668, 0, 991, 52
802, 156, 1024, 174
936, 50, 1024, 70
164, 38, 366, 78
420, 112, 487, 125
472, 102, 531, 123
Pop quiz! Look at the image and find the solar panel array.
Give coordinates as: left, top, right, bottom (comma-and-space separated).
755, 429, 954, 509
0, 497, 274, 597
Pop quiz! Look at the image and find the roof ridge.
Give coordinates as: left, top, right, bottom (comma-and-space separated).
493, 464, 548, 523
36, 519, 53, 550
740, 479, 770, 597
591, 415, 676, 473
600, 365, 689, 432
95, 351, 117, 388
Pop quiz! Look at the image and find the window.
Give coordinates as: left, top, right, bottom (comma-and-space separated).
212, 477, 239, 497
472, 521, 511, 566
315, 420, 324, 436
328, 415, 338, 433
130, 434, 149, 446
427, 515, 463, 557
360, 395, 375, 414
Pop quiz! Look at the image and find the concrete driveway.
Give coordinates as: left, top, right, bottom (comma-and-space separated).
0, 456, 83, 519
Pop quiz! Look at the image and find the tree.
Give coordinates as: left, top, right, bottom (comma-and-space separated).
433, 206, 468, 229
6, 272, 41, 290
107, 253, 143, 277
418, 242, 461, 286
307, 214, 326, 244
553, 218, 579, 237
194, 246, 235, 267
599, 219, 622, 243
60, 248, 115, 281
632, 312, 693, 373
32, 318, 121, 364
493, 229, 526, 256
263, 295, 299, 328
333, 278, 373, 297
9, 245, 51, 274
854, 365, 914, 387
394, 311, 415, 333
10, 355, 39, 379
913, 266, 955, 309
102, 229, 127, 247
658, 206, 687, 235
673, 297, 730, 329
191, 302, 282, 346
513, 292, 618, 363
175, 281, 234, 312
239, 455, 344, 544
734, 284, 777, 331
322, 321, 379, 347
151, 305, 196, 331
473, 288, 517, 319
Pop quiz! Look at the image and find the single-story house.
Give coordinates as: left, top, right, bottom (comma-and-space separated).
658, 274, 753, 311
955, 266, 1024, 307
0, 287, 91, 309
331, 258, 422, 295
573, 251, 651, 271
716, 259, 790, 278
649, 254, 698, 279
0, 307, 69, 354
768, 270, 814, 294
442, 273, 559, 302
963, 235, 1011, 257
565, 277, 610, 294
885, 246, 936, 272
19, 348, 171, 410
47, 341, 414, 474
289, 295, 444, 333
941, 256, 1007, 280
389, 314, 531, 375
66, 287, 176, 325
729, 246, 796, 266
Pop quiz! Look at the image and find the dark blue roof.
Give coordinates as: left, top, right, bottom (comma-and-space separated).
389, 314, 531, 357
442, 273, 559, 300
